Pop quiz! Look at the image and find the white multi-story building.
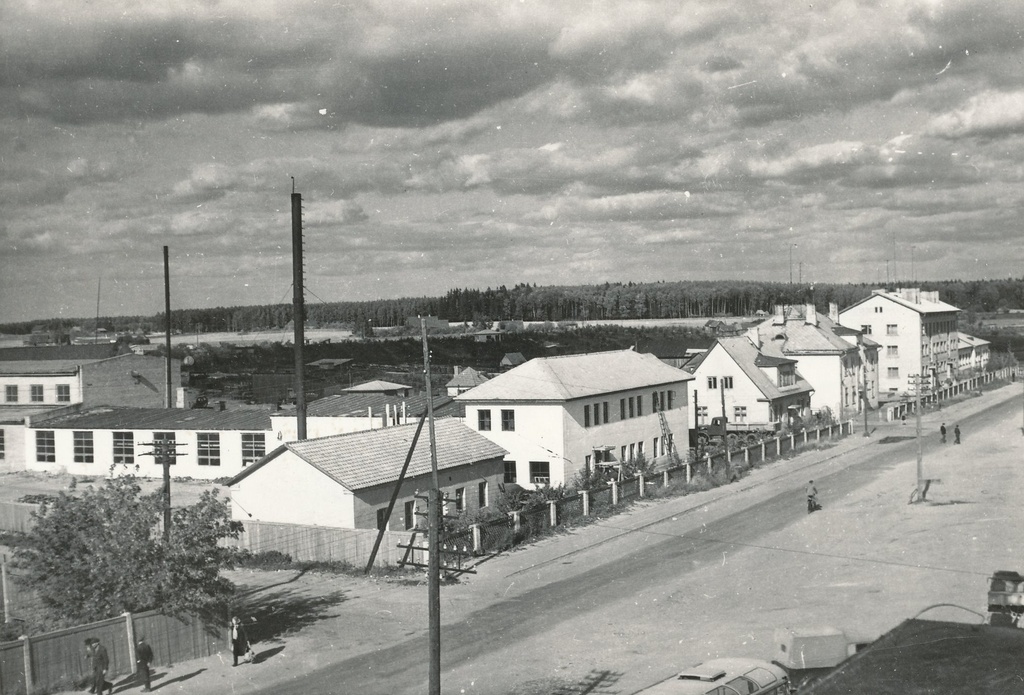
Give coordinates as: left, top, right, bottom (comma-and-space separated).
839, 288, 960, 395
455, 350, 692, 488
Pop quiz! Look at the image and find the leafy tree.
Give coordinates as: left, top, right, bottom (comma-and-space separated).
15, 477, 242, 625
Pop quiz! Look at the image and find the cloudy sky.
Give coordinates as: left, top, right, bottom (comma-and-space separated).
3, 0, 1023, 323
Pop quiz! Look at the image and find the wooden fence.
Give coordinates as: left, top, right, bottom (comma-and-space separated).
0, 610, 226, 695
0, 503, 36, 535
884, 367, 1014, 422
223, 521, 418, 569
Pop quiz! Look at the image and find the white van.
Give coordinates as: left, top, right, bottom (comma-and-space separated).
637, 657, 794, 695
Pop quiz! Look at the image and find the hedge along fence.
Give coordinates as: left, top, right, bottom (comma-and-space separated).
442, 420, 854, 559
0, 609, 226, 695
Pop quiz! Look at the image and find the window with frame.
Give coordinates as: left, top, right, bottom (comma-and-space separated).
628, 397, 635, 418
733, 406, 747, 423
501, 409, 515, 431
152, 432, 177, 464
653, 436, 660, 456
376, 508, 388, 531
722, 376, 734, 389
861, 325, 872, 335
636, 396, 643, 416
478, 481, 488, 508
241, 433, 265, 466
455, 487, 465, 512
886, 324, 898, 336
874, 306, 883, 313
73, 431, 94, 463
887, 367, 899, 378
5, 385, 18, 403
56, 384, 71, 402
778, 368, 796, 387
503, 460, 517, 484
477, 409, 492, 431
602, 401, 609, 423
36, 430, 56, 462
628, 443, 635, 461
30, 384, 44, 403
652, 391, 660, 411
707, 376, 717, 390
529, 461, 550, 484
620, 398, 626, 420
113, 431, 134, 464
667, 390, 674, 409
887, 345, 899, 357
637, 441, 644, 456
584, 404, 591, 427
697, 405, 708, 424
404, 500, 416, 530
620, 445, 627, 461
197, 432, 221, 466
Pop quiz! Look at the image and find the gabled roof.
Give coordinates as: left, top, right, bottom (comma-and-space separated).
500, 352, 527, 366
0, 344, 126, 362
306, 358, 353, 368
228, 417, 506, 491
39, 407, 273, 431
702, 337, 814, 402
841, 288, 960, 315
446, 367, 489, 389
456, 349, 692, 402
755, 309, 857, 355
958, 333, 990, 348
341, 379, 411, 392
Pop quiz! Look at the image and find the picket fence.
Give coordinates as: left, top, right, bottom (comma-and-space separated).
0, 610, 226, 695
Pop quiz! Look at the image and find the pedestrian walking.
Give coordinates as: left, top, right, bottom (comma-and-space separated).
940, 422, 947, 443
806, 480, 820, 514
135, 636, 154, 692
954, 424, 961, 444
230, 616, 250, 667
85, 638, 113, 695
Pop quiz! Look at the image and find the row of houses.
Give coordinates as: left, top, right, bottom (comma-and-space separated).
0, 289, 991, 536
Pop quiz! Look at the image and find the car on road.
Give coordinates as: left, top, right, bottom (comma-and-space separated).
636, 657, 794, 695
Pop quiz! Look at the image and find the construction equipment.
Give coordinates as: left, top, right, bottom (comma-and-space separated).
695, 416, 780, 448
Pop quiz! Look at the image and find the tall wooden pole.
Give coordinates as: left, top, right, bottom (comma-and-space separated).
421, 318, 441, 695
291, 185, 307, 440
162, 246, 173, 539
914, 374, 923, 500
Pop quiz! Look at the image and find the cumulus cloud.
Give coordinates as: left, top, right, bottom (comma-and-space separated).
925, 90, 1024, 139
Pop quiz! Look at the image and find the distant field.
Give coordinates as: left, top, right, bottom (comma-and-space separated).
154, 327, 355, 347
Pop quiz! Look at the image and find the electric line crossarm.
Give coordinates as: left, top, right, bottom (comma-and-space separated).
141, 439, 186, 541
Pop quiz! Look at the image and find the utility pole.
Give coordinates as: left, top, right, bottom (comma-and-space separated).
913, 373, 924, 502
862, 345, 870, 436
163, 246, 173, 408
291, 181, 307, 440
143, 438, 184, 540
420, 318, 442, 695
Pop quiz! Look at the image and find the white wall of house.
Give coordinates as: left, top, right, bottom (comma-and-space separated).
23, 426, 270, 480
0, 423, 28, 472
271, 409, 412, 443
230, 450, 356, 527
1, 373, 81, 406
690, 346, 773, 425
464, 380, 690, 488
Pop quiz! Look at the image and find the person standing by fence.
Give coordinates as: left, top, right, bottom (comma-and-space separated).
85, 638, 112, 695
954, 424, 961, 444
230, 616, 250, 667
940, 423, 947, 443
135, 635, 154, 691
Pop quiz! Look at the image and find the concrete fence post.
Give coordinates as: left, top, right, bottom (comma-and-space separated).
582, 489, 590, 517
705, 454, 712, 476
685, 460, 691, 484
20, 634, 33, 694
744, 447, 749, 464
125, 611, 137, 666
611, 481, 619, 506
638, 474, 646, 498
663, 470, 670, 487
776, 438, 781, 457
549, 500, 557, 527
761, 441, 766, 462
511, 511, 521, 534
471, 524, 482, 554
803, 429, 808, 444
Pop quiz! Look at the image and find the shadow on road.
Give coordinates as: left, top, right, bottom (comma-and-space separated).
553, 669, 625, 694
236, 586, 350, 641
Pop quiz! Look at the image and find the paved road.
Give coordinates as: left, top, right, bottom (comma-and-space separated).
251, 392, 1023, 695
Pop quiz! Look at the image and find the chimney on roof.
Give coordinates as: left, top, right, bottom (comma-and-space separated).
828, 302, 839, 323
805, 304, 817, 326
773, 305, 786, 325
922, 291, 939, 304
746, 325, 761, 349
453, 366, 461, 376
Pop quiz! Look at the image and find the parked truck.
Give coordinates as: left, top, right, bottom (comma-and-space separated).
694, 416, 781, 447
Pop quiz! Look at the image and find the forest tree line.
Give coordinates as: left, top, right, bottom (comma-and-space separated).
3, 278, 1022, 336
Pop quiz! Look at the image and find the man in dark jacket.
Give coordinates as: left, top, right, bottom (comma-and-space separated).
86, 638, 112, 695
135, 636, 154, 691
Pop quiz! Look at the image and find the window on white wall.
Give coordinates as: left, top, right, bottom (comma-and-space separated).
36, 431, 55, 462
241, 433, 265, 466
30, 385, 44, 402
529, 461, 550, 484
722, 376, 734, 389
5, 385, 18, 403
56, 384, 71, 402
73, 431, 94, 463
197, 433, 221, 466
733, 406, 747, 423
113, 431, 134, 464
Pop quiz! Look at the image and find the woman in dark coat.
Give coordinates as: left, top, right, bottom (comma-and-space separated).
230, 617, 250, 666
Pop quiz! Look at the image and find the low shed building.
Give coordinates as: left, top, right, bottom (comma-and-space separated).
226, 417, 507, 530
